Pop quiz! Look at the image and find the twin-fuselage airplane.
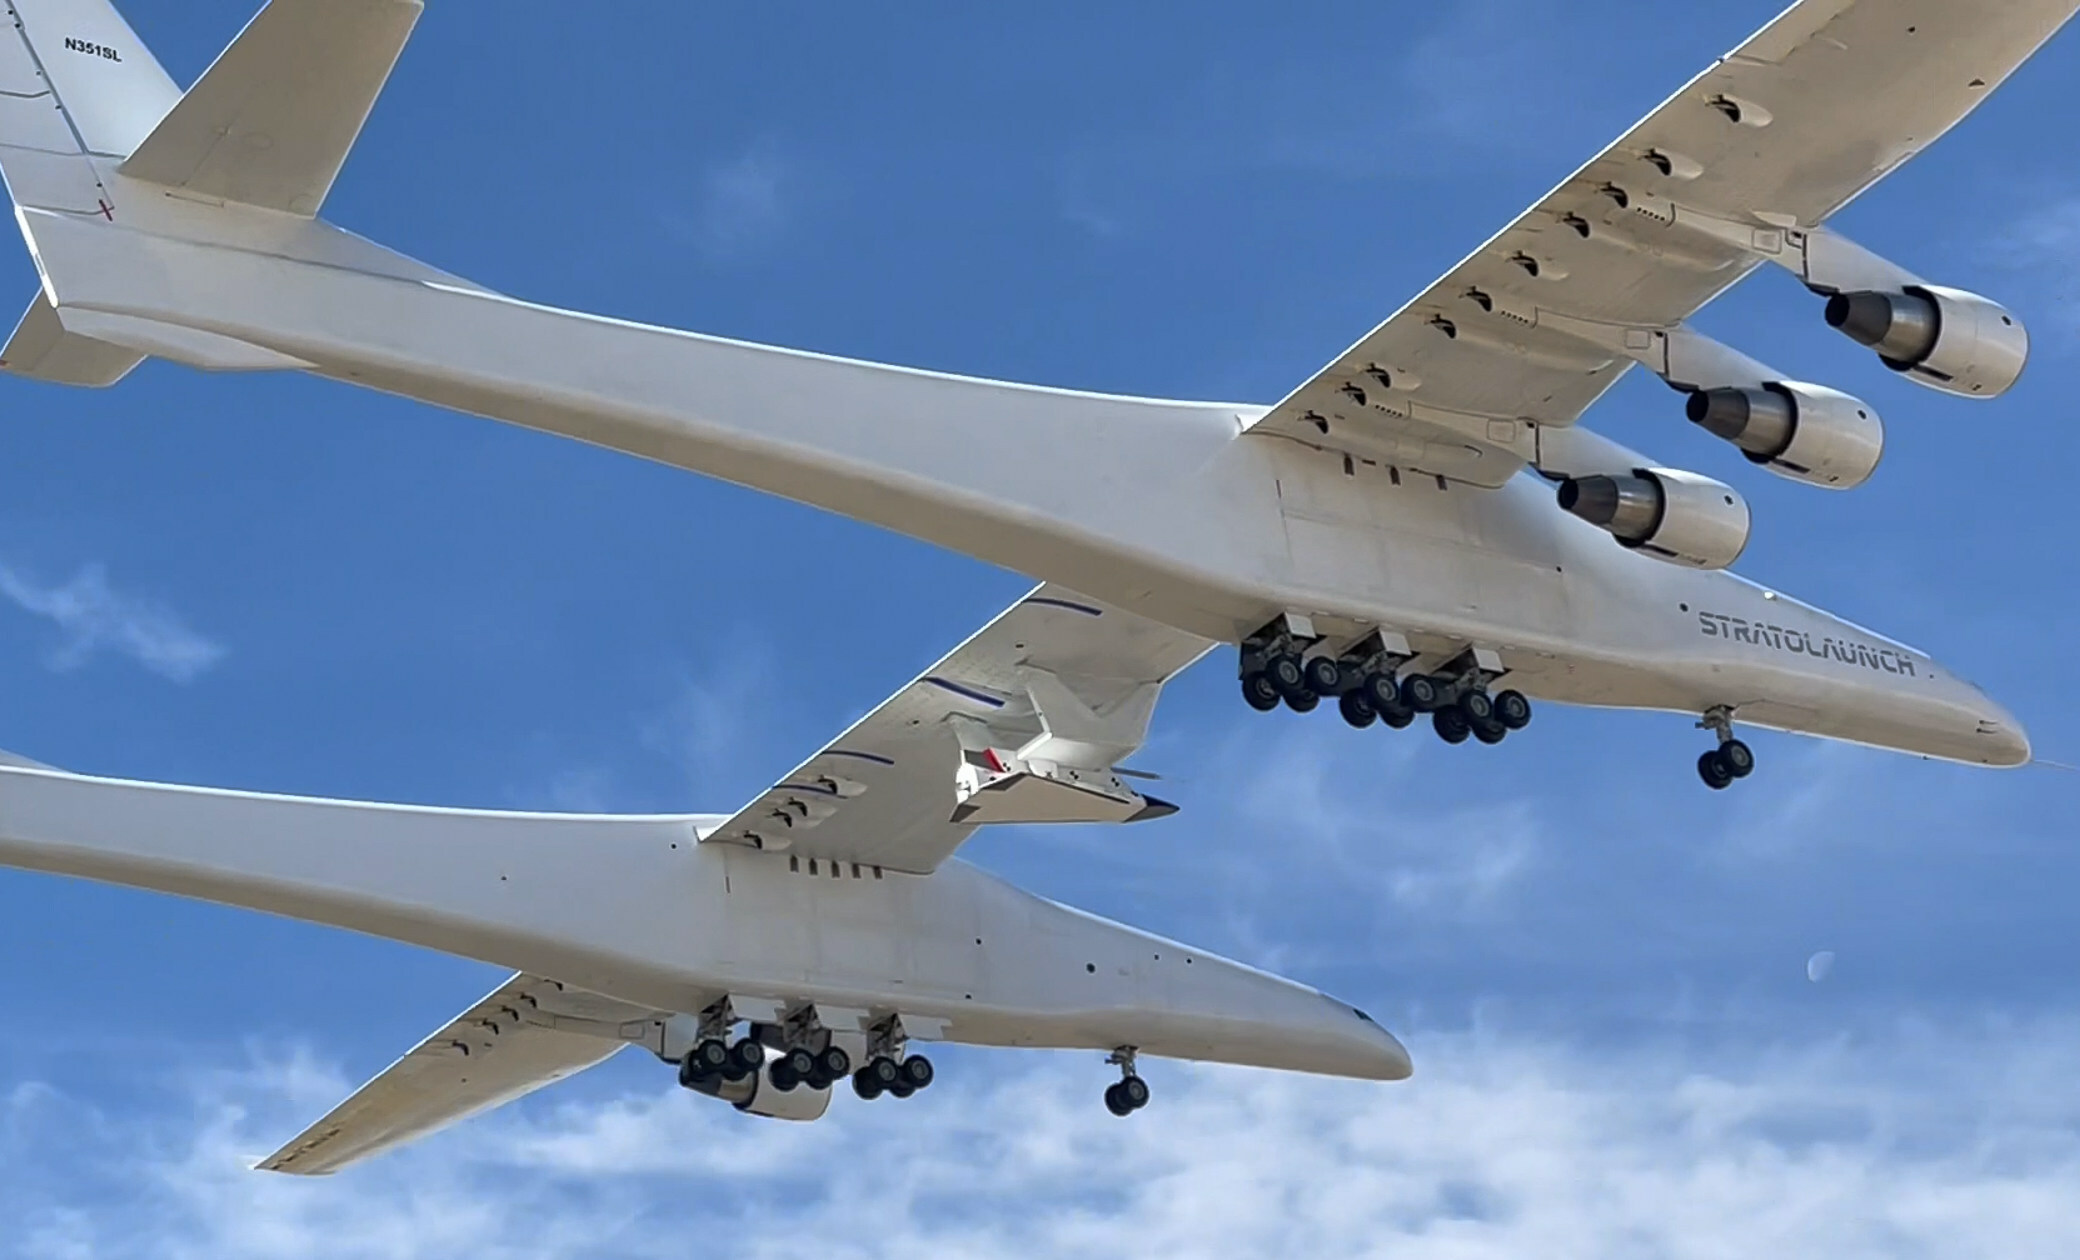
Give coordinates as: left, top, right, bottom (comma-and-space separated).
0, 0, 2069, 1171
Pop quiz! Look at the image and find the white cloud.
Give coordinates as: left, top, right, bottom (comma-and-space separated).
4, 1019, 2077, 1259
665, 139, 794, 265
0, 561, 224, 683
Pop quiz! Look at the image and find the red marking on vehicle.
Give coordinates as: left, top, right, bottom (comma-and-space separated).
983, 749, 1006, 773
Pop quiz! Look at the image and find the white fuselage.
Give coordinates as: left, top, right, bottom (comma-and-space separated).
19, 199, 2029, 767
0, 764, 1410, 1081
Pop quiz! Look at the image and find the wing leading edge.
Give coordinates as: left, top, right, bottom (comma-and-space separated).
1245, 0, 2080, 486
259, 973, 653, 1175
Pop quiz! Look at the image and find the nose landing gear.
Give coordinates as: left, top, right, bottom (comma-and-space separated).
1103, 1047, 1151, 1117
1696, 707, 1756, 789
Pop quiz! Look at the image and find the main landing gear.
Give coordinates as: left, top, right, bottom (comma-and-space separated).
1103, 1047, 1151, 1117
850, 1016, 935, 1103
677, 1034, 768, 1090
1240, 621, 1532, 751
1696, 706, 1757, 790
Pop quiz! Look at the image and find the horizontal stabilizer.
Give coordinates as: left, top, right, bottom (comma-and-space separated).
119, 0, 423, 215
0, 292, 143, 386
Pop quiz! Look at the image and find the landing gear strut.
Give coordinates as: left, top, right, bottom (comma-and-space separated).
1696, 706, 1756, 790
1103, 1047, 1151, 1117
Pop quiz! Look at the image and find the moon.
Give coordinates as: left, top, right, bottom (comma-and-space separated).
1806, 950, 1836, 983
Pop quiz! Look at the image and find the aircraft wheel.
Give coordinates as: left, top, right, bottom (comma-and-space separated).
1458, 690, 1494, 724
1104, 1082, 1135, 1117
691, 1038, 731, 1075
1339, 690, 1377, 729
1433, 706, 1472, 745
1472, 717, 1507, 745
1379, 704, 1415, 730
1401, 674, 1443, 712
1363, 672, 1401, 711
1284, 689, 1319, 714
769, 1058, 802, 1092
1697, 750, 1735, 791
1265, 654, 1308, 702
816, 1045, 852, 1081
1494, 689, 1532, 730
1118, 1074, 1150, 1110
727, 1038, 765, 1079
1720, 738, 1756, 779
852, 1070, 884, 1101
1303, 656, 1343, 695
887, 1082, 916, 1100
900, 1055, 936, 1090
677, 1055, 710, 1091
1242, 671, 1281, 712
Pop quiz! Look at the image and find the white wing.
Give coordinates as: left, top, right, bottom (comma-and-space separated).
259, 973, 658, 1176
1245, 0, 2079, 486
701, 584, 1213, 874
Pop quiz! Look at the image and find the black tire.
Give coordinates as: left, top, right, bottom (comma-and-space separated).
887, 1082, 915, 1100
692, 1038, 731, 1073
1379, 704, 1415, 730
1104, 1082, 1134, 1117
867, 1055, 901, 1087
1119, 1075, 1151, 1110
1266, 654, 1308, 701
769, 1059, 801, 1092
1303, 656, 1343, 695
677, 1055, 709, 1091
1458, 690, 1494, 723
1363, 672, 1401, 711
1285, 689, 1319, 714
900, 1055, 936, 1089
817, 1045, 852, 1080
1402, 674, 1442, 712
852, 1070, 884, 1101
1339, 690, 1377, 729
728, 1038, 766, 1077
784, 1047, 817, 1080
1472, 717, 1507, 745
1494, 689, 1532, 731
1433, 706, 1471, 744
1242, 671, 1280, 712
1720, 738, 1756, 778
1698, 749, 1735, 791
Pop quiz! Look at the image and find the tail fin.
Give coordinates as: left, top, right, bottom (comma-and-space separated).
0, 0, 182, 384
0, 0, 422, 385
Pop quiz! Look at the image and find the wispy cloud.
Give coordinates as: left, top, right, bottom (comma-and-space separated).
663, 139, 795, 265
5, 1018, 2078, 1257
0, 561, 224, 683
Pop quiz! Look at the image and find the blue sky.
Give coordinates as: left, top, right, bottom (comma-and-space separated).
2, 1, 2078, 1254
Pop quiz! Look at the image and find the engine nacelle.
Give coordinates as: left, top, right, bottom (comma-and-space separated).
1825, 285, 2028, 399
1558, 467, 1750, 570
684, 1061, 833, 1121
1685, 381, 1884, 489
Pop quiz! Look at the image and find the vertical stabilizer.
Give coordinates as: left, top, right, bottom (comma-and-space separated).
4, 0, 179, 160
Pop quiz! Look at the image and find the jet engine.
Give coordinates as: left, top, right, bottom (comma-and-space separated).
1685, 381, 1883, 489
1557, 467, 1750, 570
683, 1059, 833, 1121
1824, 285, 2028, 398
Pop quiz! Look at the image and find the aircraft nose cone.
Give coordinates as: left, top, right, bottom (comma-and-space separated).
1972, 691, 2032, 767
1340, 1002, 1413, 1080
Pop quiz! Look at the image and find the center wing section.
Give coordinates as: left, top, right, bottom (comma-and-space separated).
701, 585, 1213, 874
1245, 0, 2078, 486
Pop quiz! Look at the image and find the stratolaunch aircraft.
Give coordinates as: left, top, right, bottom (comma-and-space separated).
0, 0, 2067, 788
0, 587, 1410, 1173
